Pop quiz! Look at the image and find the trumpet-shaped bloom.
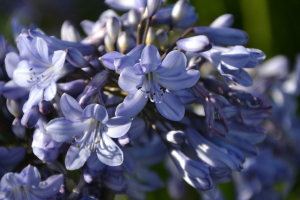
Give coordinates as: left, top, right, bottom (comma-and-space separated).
47, 94, 132, 169
116, 45, 200, 121
0, 165, 63, 200
13, 36, 66, 112
200, 45, 265, 86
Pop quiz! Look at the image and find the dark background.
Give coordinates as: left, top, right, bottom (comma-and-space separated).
1, 0, 300, 199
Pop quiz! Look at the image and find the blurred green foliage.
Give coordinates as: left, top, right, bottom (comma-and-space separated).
1, 0, 300, 199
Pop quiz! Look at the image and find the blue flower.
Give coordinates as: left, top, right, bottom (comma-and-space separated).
115, 45, 200, 121
0, 165, 63, 199
13, 36, 67, 112
200, 45, 265, 86
47, 93, 132, 169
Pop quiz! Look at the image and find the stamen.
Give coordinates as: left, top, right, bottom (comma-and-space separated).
76, 144, 80, 148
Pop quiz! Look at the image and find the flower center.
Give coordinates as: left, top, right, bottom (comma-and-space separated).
141, 72, 165, 103
74, 119, 105, 152
27, 66, 54, 89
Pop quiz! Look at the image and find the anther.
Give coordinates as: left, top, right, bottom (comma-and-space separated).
72, 135, 77, 138
76, 144, 80, 148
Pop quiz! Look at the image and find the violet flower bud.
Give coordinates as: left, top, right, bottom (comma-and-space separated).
12, 118, 26, 139
39, 101, 53, 114
118, 133, 133, 147
128, 9, 141, 30
172, 0, 190, 25
156, 29, 168, 50
106, 17, 120, 42
61, 20, 81, 42
145, 27, 156, 45
6, 99, 22, 118
66, 47, 89, 68
21, 105, 39, 128
147, 0, 164, 17
105, 34, 115, 52
117, 31, 130, 53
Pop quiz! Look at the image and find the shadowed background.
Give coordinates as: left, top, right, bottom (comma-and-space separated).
0, 0, 299, 199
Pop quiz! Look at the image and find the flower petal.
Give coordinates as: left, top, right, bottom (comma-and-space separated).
221, 46, 250, 69
65, 144, 91, 170
20, 165, 41, 187
100, 51, 123, 70
118, 63, 145, 94
47, 118, 88, 142
96, 133, 123, 166
31, 37, 50, 63
114, 44, 145, 73
83, 104, 108, 123
60, 93, 84, 121
140, 45, 161, 73
0, 173, 24, 191
44, 80, 57, 101
155, 50, 187, 77
29, 174, 63, 198
194, 26, 249, 46
115, 90, 148, 118
2, 80, 30, 99
105, 116, 131, 138
5, 52, 20, 79
23, 85, 44, 112
157, 70, 200, 91
155, 92, 184, 121
52, 50, 67, 73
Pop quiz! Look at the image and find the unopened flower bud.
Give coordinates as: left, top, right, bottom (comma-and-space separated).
39, 101, 53, 114
128, 9, 141, 30
106, 17, 120, 42
156, 29, 168, 50
6, 99, 22, 118
177, 35, 211, 52
145, 27, 156, 45
161, 131, 186, 146
117, 31, 130, 54
210, 14, 234, 28
66, 47, 89, 68
147, 0, 164, 17
118, 133, 133, 147
57, 79, 86, 96
21, 105, 39, 128
104, 34, 115, 52
172, 0, 190, 25
61, 20, 81, 42
12, 118, 26, 139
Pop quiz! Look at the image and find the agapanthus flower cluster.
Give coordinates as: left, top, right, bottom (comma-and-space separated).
1, 0, 295, 199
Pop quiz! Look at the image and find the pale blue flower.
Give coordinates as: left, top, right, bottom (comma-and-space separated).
13, 36, 66, 112
47, 93, 132, 169
0, 165, 63, 200
115, 45, 200, 121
